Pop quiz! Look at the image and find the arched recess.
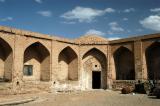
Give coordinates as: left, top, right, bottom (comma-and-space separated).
113, 46, 135, 80
58, 46, 78, 81
145, 42, 160, 80
23, 42, 50, 81
82, 48, 107, 89
0, 38, 13, 82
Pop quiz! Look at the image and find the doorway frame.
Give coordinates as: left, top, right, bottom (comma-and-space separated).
92, 71, 101, 89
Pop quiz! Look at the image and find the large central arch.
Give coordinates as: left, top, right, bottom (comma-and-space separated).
113, 46, 135, 80
82, 48, 107, 89
146, 42, 160, 80
23, 42, 50, 81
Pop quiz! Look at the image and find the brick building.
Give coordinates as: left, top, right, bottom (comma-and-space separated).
0, 26, 160, 92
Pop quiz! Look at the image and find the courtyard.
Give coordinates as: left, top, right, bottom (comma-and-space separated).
0, 90, 160, 106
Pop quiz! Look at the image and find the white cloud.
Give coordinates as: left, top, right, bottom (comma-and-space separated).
140, 15, 160, 31
150, 8, 160, 13
85, 29, 105, 36
35, 0, 42, 3
123, 18, 128, 21
109, 22, 124, 32
0, 17, 13, 21
108, 37, 120, 40
61, 6, 115, 23
0, 0, 5, 2
37, 10, 52, 17
107, 22, 124, 35
124, 8, 135, 13
104, 8, 115, 13
61, 21, 76, 24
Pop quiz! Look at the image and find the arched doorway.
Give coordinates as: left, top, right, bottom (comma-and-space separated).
82, 48, 107, 89
58, 46, 78, 81
146, 42, 160, 80
114, 46, 135, 80
0, 38, 13, 82
23, 42, 50, 81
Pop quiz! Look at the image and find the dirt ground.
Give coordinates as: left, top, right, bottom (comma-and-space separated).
3, 90, 157, 106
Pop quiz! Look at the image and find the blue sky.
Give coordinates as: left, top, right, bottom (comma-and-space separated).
0, 0, 160, 39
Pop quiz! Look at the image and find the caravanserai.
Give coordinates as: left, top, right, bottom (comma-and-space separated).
0, 26, 160, 92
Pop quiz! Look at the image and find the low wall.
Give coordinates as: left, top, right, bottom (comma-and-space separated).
0, 82, 12, 94
21, 81, 51, 93
112, 80, 136, 90
53, 81, 80, 92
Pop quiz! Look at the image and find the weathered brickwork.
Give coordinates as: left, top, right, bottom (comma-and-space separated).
0, 26, 160, 93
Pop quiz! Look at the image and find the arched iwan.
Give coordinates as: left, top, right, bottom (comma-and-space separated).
23, 42, 50, 81
0, 38, 13, 82
82, 48, 107, 89
58, 46, 78, 81
113, 46, 135, 80
145, 42, 160, 80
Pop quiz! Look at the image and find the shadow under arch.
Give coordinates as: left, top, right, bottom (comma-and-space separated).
145, 42, 160, 80
113, 46, 135, 80
23, 42, 50, 81
0, 37, 13, 82
58, 46, 78, 81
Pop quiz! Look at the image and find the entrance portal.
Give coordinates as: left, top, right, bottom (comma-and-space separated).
92, 71, 101, 89
82, 48, 107, 89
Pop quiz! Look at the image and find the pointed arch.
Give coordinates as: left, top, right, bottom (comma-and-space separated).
82, 48, 107, 89
23, 42, 50, 81
82, 48, 106, 60
113, 46, 135, 80
58, 46, 78, 81
145, 42, 160, 80
0, 37, 13, 82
